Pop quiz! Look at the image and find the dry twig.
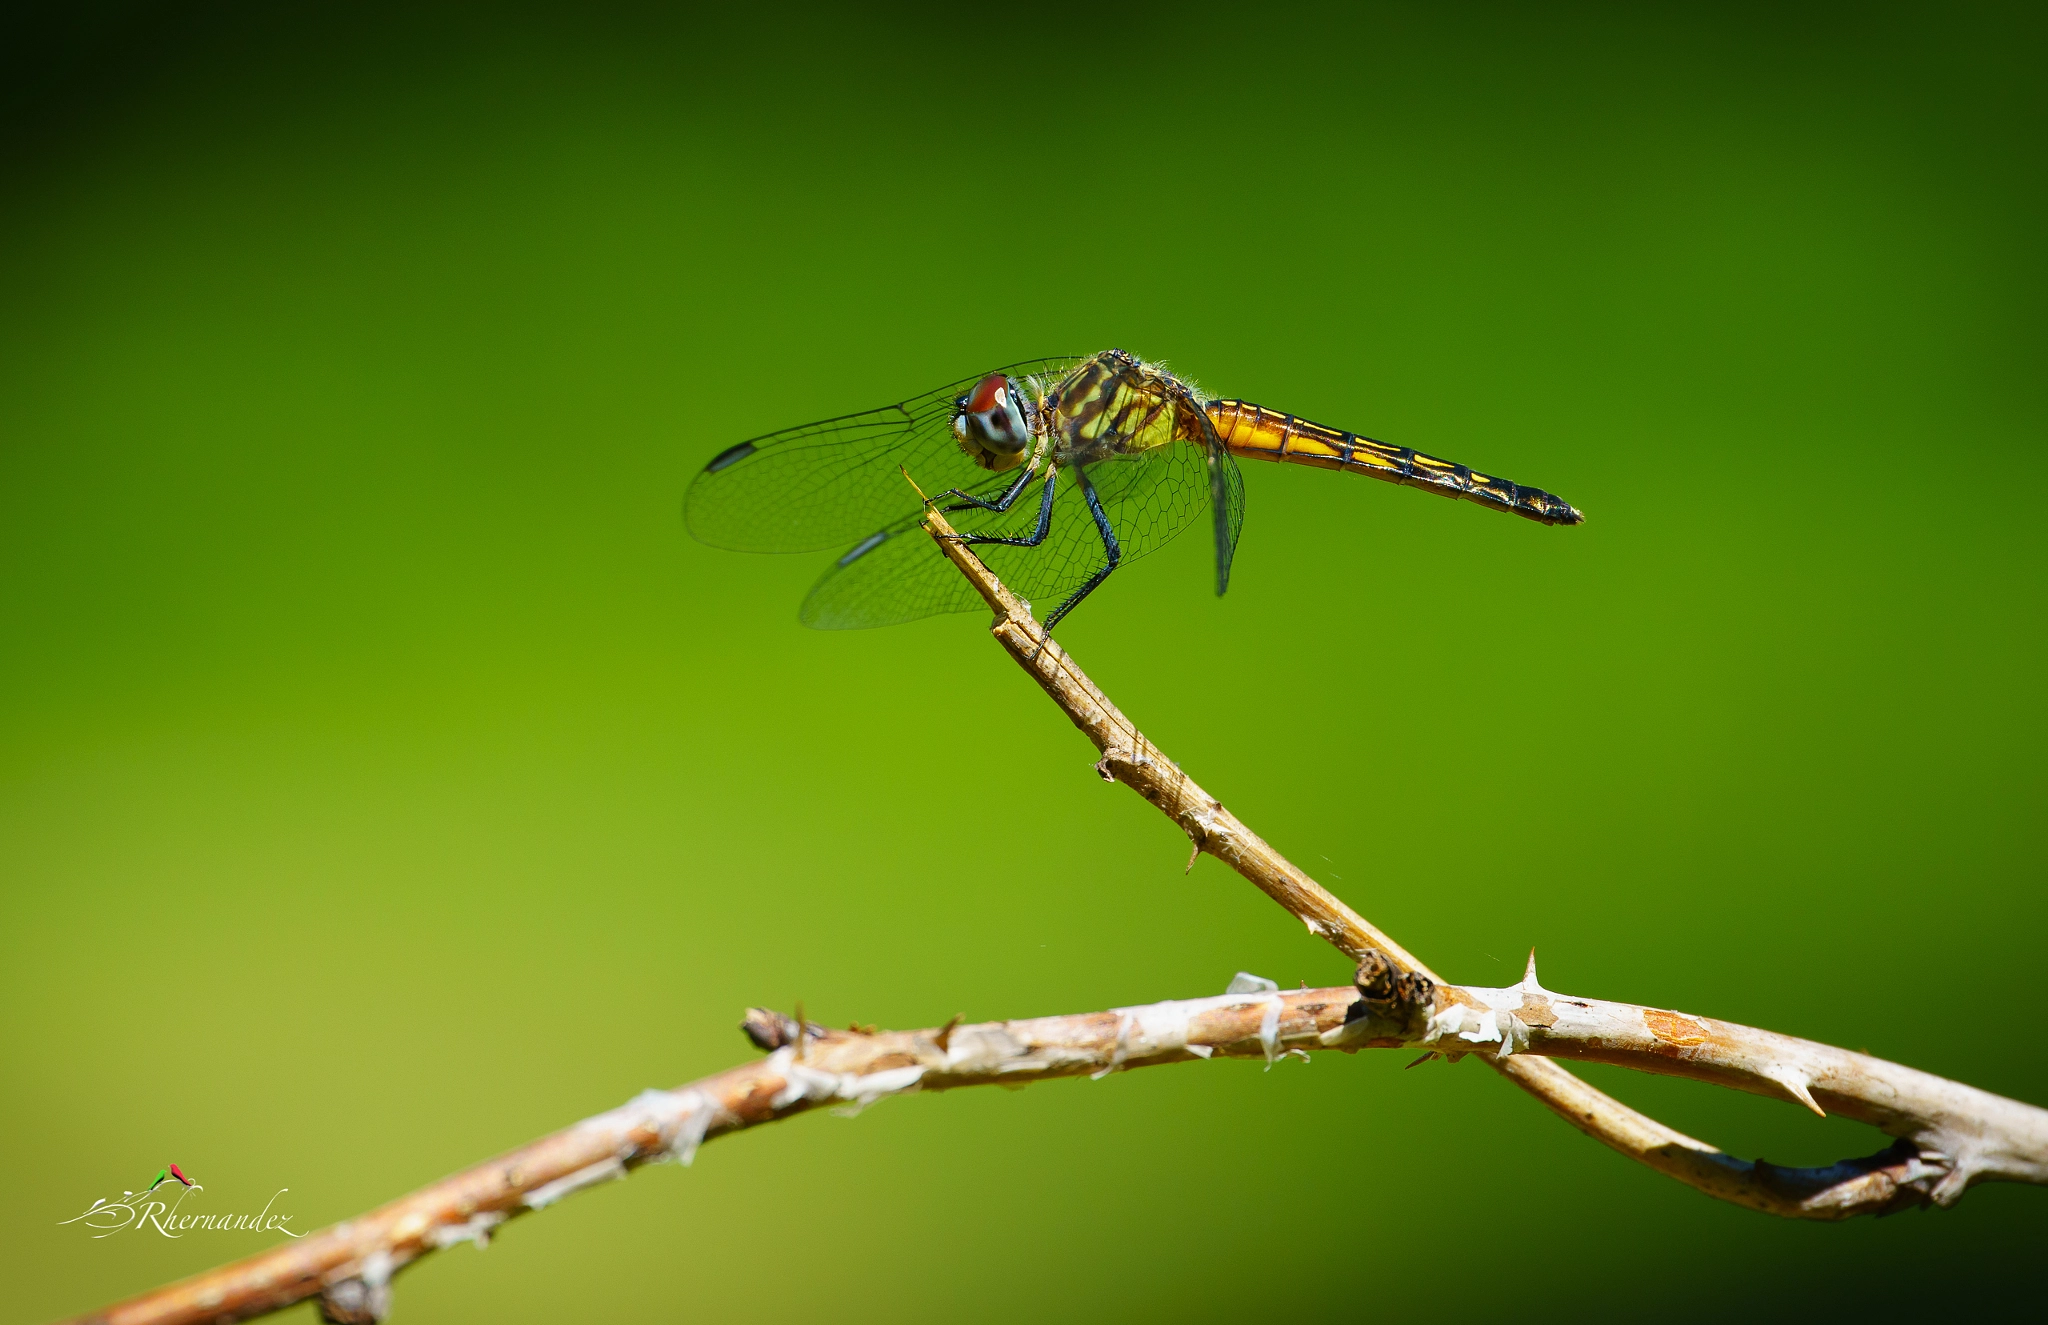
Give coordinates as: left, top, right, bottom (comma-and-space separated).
64, 507, 2047, 1325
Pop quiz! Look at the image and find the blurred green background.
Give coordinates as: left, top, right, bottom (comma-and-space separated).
4, 3, 2044, 1320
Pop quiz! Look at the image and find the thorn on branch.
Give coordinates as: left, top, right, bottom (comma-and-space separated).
934, 1013, 965, 1053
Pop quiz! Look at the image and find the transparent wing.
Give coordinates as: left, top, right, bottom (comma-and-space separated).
803, 416, 1228, 630
1188, 404, 1246, 595
798, 509, 986, 630
684, 358, 1085, 553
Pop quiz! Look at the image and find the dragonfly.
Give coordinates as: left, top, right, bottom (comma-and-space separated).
685, 349, 1582, 632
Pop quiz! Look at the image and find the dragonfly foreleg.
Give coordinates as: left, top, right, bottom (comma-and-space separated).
957, 465, 1058, 550
934, 461, 1037, 515
1042, 464, 1121, 632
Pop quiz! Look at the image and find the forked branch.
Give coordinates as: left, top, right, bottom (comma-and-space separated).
917, 505, 2048, 1218
72, 942, 2048, 1325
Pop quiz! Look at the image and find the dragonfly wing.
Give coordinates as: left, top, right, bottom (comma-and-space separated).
707, 353, 1232, 631
799, 510, 987, 630
1077, 437, 1213, 570
1199, 408, 1247, 594
685, 358, 1085, 553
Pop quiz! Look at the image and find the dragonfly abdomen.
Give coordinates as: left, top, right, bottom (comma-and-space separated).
1206, 399, 1583, 526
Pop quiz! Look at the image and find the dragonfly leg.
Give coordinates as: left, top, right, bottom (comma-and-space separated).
957, 466, 1058, 550
1042, 464, 1121, 633
933, 462, 1036, 514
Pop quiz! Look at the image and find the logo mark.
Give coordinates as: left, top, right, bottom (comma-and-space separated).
59, 1165, 302, 1240
142, 1163, 199, 1194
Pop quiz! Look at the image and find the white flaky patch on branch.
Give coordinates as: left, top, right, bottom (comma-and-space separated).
916, 507, 2048, 1221
766, 1049, 927, 1114
572, 1086, 720, 1166
1416, 984, 1533, 1057
1091, 976, 1298, 1078
422, 1210, 502, 1251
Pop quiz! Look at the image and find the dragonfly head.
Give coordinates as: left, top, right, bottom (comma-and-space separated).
952, 373, 1034, 471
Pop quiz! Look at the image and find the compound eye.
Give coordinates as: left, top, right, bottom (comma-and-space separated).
965, 374, 1010, 415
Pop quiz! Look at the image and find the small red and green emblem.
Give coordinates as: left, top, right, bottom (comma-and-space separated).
143, 1164, 197, 1193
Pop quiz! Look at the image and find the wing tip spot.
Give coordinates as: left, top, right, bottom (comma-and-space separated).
705, 441, 757, 473
836, 530, 889, 567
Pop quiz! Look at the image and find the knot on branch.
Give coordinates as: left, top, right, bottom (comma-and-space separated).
740, 1008, 835, 1053
1350, 950, 1435, 1034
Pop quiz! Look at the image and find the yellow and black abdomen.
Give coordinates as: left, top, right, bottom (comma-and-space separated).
1206, 400, 1584, 526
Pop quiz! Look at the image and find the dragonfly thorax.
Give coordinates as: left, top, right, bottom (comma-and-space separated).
951, 373, 1036, 472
